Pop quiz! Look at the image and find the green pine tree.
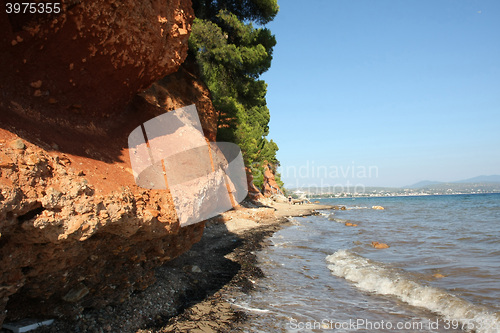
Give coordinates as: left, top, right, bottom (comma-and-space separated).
189, 0, 283, 192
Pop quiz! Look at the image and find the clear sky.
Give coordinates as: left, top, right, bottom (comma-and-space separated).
262, 0, 500, 188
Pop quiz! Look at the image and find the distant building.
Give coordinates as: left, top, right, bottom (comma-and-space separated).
294, 190, 307, 199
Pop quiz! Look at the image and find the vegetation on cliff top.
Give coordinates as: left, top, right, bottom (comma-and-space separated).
189, 0, 283, 190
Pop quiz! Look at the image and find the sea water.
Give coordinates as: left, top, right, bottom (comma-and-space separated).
231, 193, 500, 332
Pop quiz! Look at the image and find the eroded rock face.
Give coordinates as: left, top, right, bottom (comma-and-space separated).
262, 163, 283, 197
0, 139, 204, 322
0, 0, 194, 117
245, 167, 264, 200
139, 60, 218, 142
0, 0, 222, 325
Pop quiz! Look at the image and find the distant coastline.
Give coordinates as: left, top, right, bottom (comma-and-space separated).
290, 182, 500, 199
310, 191, 500, 199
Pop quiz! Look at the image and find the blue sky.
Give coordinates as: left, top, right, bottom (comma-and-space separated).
262, 0, 500, 188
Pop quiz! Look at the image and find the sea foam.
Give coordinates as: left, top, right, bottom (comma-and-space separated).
326, 250, 500, 333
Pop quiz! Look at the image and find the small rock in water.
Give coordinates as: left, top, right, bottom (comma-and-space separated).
371, 241, 389, 249
433, 273, 445, 279
372, 206, 385, 210
345, 222, 358, 227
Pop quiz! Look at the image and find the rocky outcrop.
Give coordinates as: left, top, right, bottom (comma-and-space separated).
0, 139, 204, 321
0, 0, 193, 117
245, 168, 264, 200
262, 163, 283, 197
0, 0, 226, 325
139, 60, 218, 142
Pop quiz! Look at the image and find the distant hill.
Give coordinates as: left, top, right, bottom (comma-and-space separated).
407, 175, 500, 188
406, 180, 442, 189
454, 175, 500, 183
290, 175, 500, 196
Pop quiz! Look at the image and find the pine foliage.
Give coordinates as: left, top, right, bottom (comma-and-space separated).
189, 0, 282, 190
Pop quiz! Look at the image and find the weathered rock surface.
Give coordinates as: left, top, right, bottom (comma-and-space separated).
139, 60, 218, 142
0, 0, 194, 117
371, 241, 390, 249
262, 163, 283, 197
245, 167, 265, 200
0, 0, 225, 326
0, 139, 204, 323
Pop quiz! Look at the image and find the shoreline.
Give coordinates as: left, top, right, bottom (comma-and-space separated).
150, 201, 332, 333
32, 201, 331, 333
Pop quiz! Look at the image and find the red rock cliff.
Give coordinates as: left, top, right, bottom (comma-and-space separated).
0, 0, 192, 117
262, 163, 283, 197
0, 0, 220, 325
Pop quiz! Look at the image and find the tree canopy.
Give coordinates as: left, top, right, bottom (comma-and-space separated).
192, 0, 279, 25
189, 0, 282, 190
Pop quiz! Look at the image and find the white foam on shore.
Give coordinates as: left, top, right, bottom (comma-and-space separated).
346, 206, 369, 210
231, 302, 271, 313
326, 250, 500, 333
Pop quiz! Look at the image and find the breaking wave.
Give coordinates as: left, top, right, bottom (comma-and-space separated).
326, 250, 500, 333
